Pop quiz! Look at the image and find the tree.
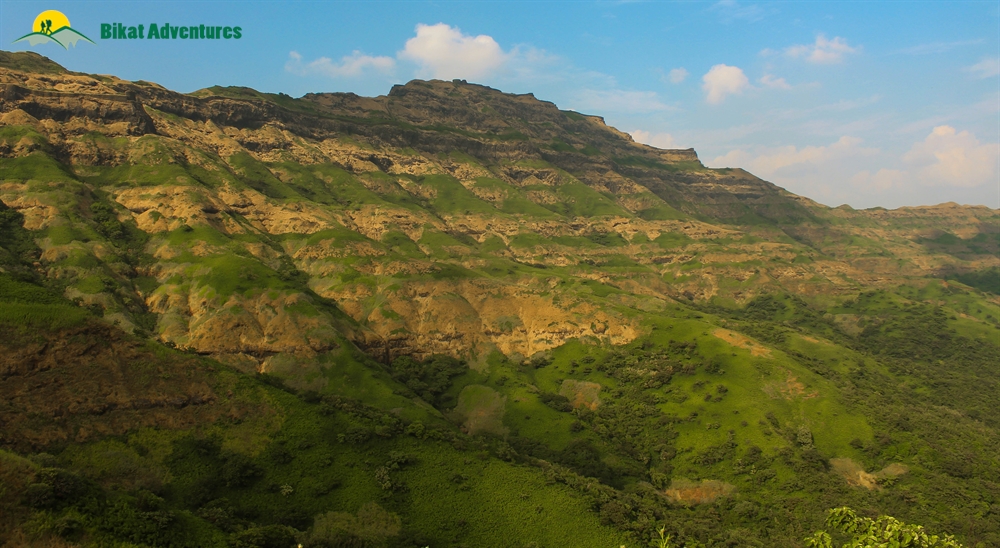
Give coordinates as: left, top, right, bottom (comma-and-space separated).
804, 507, 963, 548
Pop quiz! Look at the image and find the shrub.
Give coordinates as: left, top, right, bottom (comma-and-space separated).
307, 502, 401, 548
804, 507, 964, 548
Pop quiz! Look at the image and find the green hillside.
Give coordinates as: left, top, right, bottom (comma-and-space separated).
0, 51, 998, 548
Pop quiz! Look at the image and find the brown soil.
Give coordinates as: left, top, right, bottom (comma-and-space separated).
662, 478, 735, 505
712, 328, 771, 357
763, 370, 819, 400
830, 457, 909, 490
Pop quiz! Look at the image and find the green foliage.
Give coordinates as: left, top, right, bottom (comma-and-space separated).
388, 354, 467, 406
0, 200, 38, 263
850, 291, 1000, 426
655, 526, 676, 548
0, 152, 75, 182
547, 181, 628, 218
0, 201, 93, 330
89, 197, 151, 274
805, 507, 963, 548
613, 156, 705, 172
230, 525, 299, 548
948, 267, 1000, 294
229, 152, 297, 199
305, 502, 400, 548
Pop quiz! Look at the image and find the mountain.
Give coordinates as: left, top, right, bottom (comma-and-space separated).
1, 50, 998, 547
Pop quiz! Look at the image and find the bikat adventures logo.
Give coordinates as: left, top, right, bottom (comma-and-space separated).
12, 9, 244, 48
12, 10, 95, 48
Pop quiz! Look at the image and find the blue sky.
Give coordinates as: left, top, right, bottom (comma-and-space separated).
2, 1, 998, 209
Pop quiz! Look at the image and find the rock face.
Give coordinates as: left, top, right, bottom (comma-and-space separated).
1, 51, 997, 373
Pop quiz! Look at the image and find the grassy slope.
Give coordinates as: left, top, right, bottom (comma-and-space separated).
3, 139, 998, 545
1, 58, 998, 546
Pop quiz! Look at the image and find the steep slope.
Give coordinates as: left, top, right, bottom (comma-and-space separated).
0, 183, 629, 548
1, 51, 999, 547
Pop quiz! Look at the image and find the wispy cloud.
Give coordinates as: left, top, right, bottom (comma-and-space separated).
667, 67, 689, 84
965, 58, 1000, 79
758, 74, 790, 90
571, 89, 675, 114
285, 51, 395, 78
784, 34, 859, 64
709, 0, 766, 23
710, 135, 878, 177
894, 39, 982, 55
708, 136, 883, 205
631, 130, 681, 149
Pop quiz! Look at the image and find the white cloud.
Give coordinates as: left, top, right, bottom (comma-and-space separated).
965, 58, 1000, 79
571, 89, 674, 114
398, 23, 508, 80
631, 130, 680, 149
710, 135, 877, 176
758, 74, 790, 89
285, 51, 395, 78
785, 34, 859, 64
903, 125, 1000, 187
702, 64, 750, 104
667, 67, 689, 84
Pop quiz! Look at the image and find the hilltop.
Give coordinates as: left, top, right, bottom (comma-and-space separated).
0, 51, 998, 547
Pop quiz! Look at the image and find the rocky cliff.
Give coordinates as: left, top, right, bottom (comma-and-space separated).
1, 51, 996, 378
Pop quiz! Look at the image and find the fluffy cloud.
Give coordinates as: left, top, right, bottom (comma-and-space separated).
702, 64, 750, 104
630, 130, 680, 149
285, 51, 395, 78
667, 67, 689, 84
398, 23, 508, 80
785, 34, 859, 64
289, 23, 536, 83
903, 125, 1000, 188
965, 58, 1000, 79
